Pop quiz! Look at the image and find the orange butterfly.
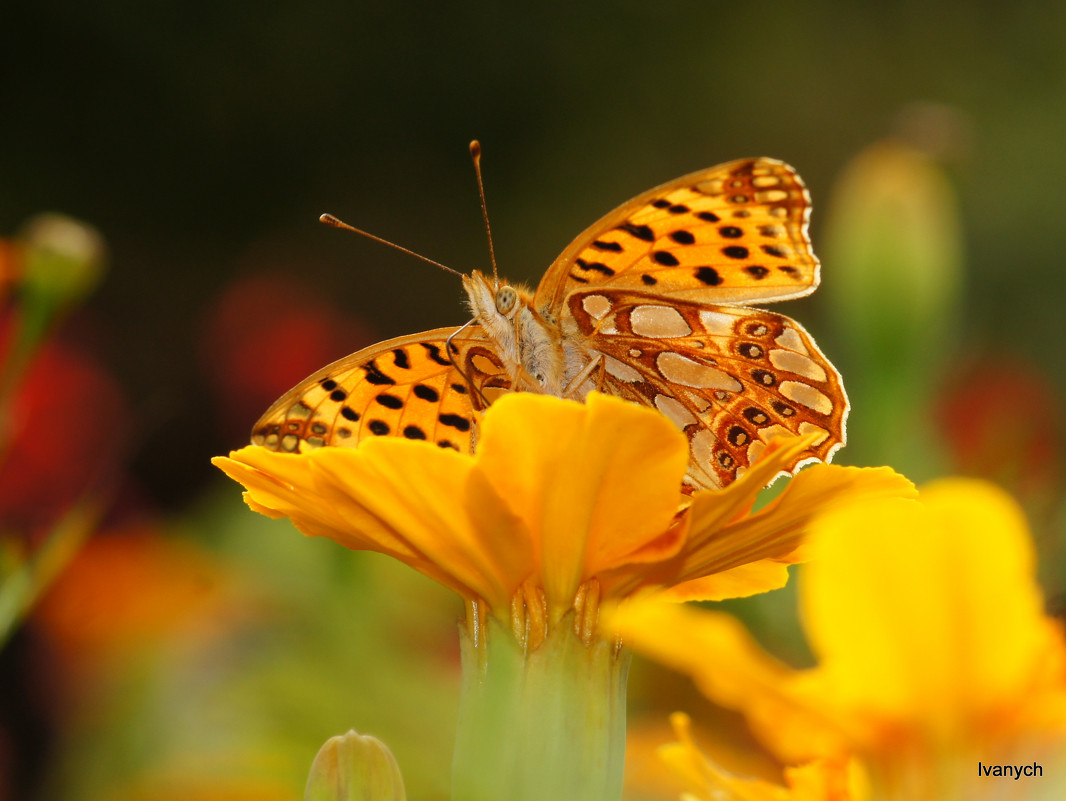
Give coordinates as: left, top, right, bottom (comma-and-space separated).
252, 156, 848, 490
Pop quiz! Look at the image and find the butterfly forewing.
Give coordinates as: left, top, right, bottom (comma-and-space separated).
535, 158, 819, 312
251, 327, 509, 454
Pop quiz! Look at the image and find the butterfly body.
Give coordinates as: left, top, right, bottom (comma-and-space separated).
462, 270, 577, 397
252, 157, 849, 490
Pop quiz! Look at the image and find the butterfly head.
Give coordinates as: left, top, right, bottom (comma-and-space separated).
462, 269, 527, 322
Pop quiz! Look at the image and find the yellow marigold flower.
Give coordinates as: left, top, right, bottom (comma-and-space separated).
609, 479, 1066, 801
215, 390, 911, 801
214, 392, 910, 638
659, 712, 866, 801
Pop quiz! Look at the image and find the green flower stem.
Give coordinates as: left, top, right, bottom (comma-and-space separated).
0, 494, 102, 648
451, 607, 629, 801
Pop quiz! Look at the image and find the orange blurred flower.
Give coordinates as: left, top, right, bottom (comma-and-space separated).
34, 523, 229, 669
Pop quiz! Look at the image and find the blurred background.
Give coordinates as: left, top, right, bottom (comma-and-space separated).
0, 2, 1063, 799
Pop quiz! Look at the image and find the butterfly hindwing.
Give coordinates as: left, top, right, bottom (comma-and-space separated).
566, 290, 846, 489
251, 327, 510, 454
535, 158, 819, 313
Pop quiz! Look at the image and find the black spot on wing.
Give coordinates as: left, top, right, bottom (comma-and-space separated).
694, 267, 722, 286
413, 384, 440, 402
420, 343, 451, 367
403, 425, 427, 440
617, 222, 654, 242
576, 258, 615, 276
363, 360, 396, 385
439, 413, 471, 432
375, 393, 403, 409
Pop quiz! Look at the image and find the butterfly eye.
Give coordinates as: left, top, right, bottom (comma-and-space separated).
495, 286, 518, 315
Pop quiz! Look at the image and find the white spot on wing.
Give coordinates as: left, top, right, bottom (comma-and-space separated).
656, 352, 742, 391
695, 178, 724, 195
654, 394, 698, 429
631, 305, 692, 338
680, 389, 712, 414
604, 356, 643, 383
770, 350, 827, 382
582, 295, 611, 320
774, 327, 808, 354
755, 189, 789, 203
691, 429, 716, 466
780, 381, 833, 415
698, 310, 736, 337
798, 421, 830, 446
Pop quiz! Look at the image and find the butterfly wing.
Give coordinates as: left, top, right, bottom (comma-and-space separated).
251, 327, 510, 454
535, 158, 847, 489
566, 293, 847, 489
534, 158, 818, 311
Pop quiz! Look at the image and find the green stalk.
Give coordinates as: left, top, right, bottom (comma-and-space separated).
451, 608, 629, 801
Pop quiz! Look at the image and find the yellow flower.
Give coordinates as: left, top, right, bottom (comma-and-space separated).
659, 712, 866, 801
609, 479, 1066, 801
214, 392, 910, 643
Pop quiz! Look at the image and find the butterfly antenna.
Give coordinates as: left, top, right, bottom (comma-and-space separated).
469, 140, 499, 284
319, 214, 464, 278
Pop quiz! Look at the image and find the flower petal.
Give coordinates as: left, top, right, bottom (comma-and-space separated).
659, 712, 863, 801
658, 560, 791, 602
658, 712, 792, 801
802, 478, 1057, 743
604, 599, 849, 761
214, 443, 533, 609
476, 392, 687, 616
672, 464, 915, 584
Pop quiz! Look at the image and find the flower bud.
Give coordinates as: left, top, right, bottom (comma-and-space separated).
304, 730, 406, 801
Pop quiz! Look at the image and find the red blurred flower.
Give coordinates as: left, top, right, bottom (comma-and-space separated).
0, 239, 20, 306
0, 321, 127, 536
937, 357, 1062, 502
200, 273, 373, 439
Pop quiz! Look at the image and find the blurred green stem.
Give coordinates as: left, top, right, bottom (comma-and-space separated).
0, 495, 102, 648
451, 605, 629, 801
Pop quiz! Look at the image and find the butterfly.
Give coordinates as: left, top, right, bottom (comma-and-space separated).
251, 157, 848, 491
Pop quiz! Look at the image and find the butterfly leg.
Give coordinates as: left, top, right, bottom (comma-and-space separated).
562, 353, 604, 400
446, 319, 494, 409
